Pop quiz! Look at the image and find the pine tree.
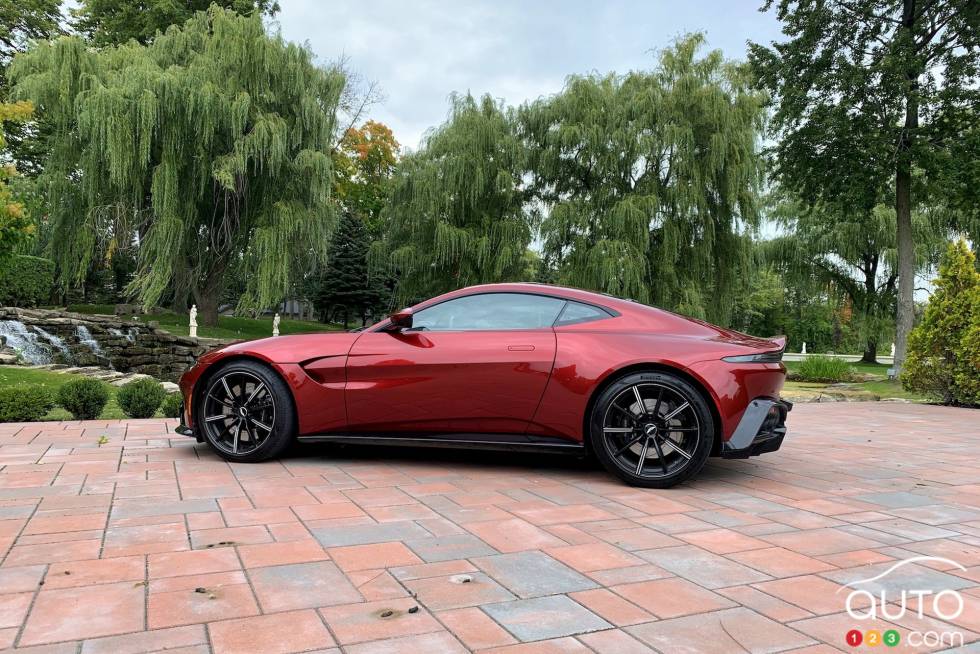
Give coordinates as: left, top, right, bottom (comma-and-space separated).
312, 212, 383, 329
11, 7, 344, 325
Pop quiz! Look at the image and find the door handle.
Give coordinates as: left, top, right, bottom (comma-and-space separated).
507, 345, 535, 351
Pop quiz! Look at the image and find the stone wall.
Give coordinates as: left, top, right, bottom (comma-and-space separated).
0, 307, 223, 381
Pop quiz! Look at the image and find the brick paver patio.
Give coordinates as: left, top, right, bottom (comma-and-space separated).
0, 402, 978, 653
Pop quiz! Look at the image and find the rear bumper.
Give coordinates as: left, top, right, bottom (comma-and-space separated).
721, 398, 792, 459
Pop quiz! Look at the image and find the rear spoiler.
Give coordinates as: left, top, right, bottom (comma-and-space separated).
770, 335, 786, 352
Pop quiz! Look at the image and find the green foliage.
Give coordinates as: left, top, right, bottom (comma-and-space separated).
0, 383, 54, 422
750, 0, 980, 368
311, 212, 385, 328
0, 100, 35, 259
12, 7, 346, 324
0, 0, 62, 84
763, 199, 946, 361
526, 34, 765, 324
117, 378, 166, 419
375, 93, 533, 302
333, 121, 400, 236
161, 392, 182, 419
902, 240, 980, 405
0, 254, 54, 306
57, 378, 109, 420
796, 356, 856, 384
72, 0, 279, 46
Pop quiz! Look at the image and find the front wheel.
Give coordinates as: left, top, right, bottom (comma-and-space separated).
589, 371, 714, 488
196, 360, 296, 462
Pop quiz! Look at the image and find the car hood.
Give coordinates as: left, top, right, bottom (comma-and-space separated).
214, 331, 361, 364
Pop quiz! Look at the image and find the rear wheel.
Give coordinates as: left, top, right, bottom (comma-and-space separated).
197, 360, 295, 462
589, 371, 713, 488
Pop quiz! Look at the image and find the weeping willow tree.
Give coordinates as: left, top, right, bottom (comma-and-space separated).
522, 34, 765, 324
764, 197, 948, 362
11, 7, 344, 324
375, 94, 533, 303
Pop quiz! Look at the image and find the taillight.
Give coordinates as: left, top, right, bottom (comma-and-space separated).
722, 350, 783, 363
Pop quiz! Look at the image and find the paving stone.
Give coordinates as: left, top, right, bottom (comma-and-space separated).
20, 582, 145, 646
822, 560, 974, 594
248, 561, 362, 611
473, 551, 598, 598
208, 609, 335, 654
319, 597, 442, 644
437, 607, 518, 649
404, 572, 516, 610
635, 544, 772, 588
628, 607, 816, 652
403, 533, 498, 562
1, 403, 977, 653
310, 521, 430, 547
483, 595, 612, 641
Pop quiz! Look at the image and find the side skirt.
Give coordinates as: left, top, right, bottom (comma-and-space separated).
296, 433, 587, 455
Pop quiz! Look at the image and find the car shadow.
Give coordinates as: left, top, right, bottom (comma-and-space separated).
290, 441, 602, 477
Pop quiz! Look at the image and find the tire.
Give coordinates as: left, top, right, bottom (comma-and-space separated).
589, 370, 714, 488
195, 359, 296, 463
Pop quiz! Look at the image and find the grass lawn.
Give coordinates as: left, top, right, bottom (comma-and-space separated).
1, 365, 138, 420
783, 359, 893, 377
782, 360, 930, 402
66, 304, 343, 340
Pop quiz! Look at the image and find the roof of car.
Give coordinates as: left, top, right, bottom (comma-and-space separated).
444, 282, 641, 312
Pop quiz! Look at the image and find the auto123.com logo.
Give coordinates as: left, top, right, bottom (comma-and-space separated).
837, 556, 968, 650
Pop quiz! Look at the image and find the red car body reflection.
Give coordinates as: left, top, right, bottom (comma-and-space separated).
179, 283, 789, 468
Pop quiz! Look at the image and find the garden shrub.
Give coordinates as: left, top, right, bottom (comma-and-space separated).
0, 255, 55, 307
902, 240, 980, 405
796, 355, 855, 383
57, 378, 109, 420
117, 378, 166, 418
161, 392, 183, 419
0, 384, 55, 422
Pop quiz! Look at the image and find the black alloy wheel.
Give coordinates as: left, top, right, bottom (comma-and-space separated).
590, 371, 713, 488
198, 360, 295, 462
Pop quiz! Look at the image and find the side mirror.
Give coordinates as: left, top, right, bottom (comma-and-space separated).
387, 307, 413, 331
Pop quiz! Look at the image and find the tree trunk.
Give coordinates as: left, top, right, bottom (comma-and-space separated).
342, 307, 349, 330
192, 280, 222, 327
860, 339, 878, 364
195, 294, 220, 327
894, 163, 915, 373
894, 0, 919, 376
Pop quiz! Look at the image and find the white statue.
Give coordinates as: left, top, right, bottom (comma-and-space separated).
189, 304, 198, 338
890, 342, 896, 357
801, 342, 806, 355
272, 313, 280, 337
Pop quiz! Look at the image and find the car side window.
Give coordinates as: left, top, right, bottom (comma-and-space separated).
412, 293, 566, 331
554, 301, 611, 326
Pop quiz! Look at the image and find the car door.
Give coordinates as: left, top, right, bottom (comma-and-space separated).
344, 292, 564, 435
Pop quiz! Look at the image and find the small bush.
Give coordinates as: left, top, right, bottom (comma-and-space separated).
0, 384, 55, 422
57, 378, 109, 420
161, 392, 183, 419
117, 378, 166, 418
902, 239, 980, 405
796, 355, 855, 383
0, 255, 55, 307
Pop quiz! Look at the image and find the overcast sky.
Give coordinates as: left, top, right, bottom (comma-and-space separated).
275, 1, 785, 150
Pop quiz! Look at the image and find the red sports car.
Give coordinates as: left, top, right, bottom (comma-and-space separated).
177, 283, 790, 487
